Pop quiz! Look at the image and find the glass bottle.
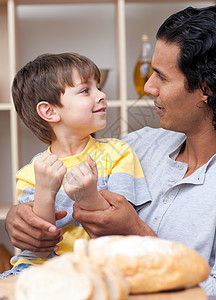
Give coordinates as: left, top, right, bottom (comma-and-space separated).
133, 34, 153, 98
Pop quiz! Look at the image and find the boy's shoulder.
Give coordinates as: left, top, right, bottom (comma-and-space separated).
94, 138, 134, 159
94, 137, 130, 147
94, 137, 132, 151
16, 152, 44, 181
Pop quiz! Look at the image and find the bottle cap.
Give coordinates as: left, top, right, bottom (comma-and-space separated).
141, 34, 149, 42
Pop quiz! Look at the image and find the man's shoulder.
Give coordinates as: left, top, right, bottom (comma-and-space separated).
123, 127, 184, 144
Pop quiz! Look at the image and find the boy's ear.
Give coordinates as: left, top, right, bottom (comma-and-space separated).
36, 101, 60, 122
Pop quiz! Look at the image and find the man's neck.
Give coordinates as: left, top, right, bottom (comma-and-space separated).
176, 128, 216, 177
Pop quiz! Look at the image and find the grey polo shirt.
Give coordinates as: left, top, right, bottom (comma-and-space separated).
123, 127, 216, 295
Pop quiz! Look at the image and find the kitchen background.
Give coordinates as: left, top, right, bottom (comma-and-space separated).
0, 0, 214, 257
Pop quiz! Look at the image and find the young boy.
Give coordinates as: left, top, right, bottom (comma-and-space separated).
5, 52, 150, 275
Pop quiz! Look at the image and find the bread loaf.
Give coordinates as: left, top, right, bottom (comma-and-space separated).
15, 254, 94, 300
15, 252, 129, 300
74, 235, 210, 293
101, 264, 130, 300
15, 235, 209, 299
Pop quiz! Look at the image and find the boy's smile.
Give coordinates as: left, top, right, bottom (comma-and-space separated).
92, 106, 107, 114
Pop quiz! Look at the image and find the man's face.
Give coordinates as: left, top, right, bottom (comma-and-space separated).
144, 39, 208, 135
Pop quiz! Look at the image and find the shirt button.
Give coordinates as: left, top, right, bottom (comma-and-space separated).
168, 179, 175, 183
152, 217, 158, 224
163, 197, 169, 204
178, 163, 184, 170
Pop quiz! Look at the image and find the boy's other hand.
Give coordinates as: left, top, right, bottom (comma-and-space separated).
63, 155, 98, 203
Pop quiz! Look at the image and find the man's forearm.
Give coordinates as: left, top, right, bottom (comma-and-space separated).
5, 202, 63, 252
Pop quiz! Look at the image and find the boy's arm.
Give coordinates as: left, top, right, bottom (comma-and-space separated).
72, 140, 153, 237
33, 152, 67, 257
63, 155, 110, 210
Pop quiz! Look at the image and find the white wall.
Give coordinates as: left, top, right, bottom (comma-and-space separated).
17, 2, 214, 98
125, 2, 214, 98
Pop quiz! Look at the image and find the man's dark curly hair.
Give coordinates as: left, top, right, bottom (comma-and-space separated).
156, 6, 216, 129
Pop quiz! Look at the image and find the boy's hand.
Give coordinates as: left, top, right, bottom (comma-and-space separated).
34, 152, 67, 197
63, 155, 98, 203
63, 156, 109, 210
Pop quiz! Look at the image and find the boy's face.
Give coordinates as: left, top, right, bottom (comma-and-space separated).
55, 69, 107, 138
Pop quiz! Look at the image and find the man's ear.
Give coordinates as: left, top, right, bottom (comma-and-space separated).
201, 83, 211, 104
36, 101, 60, 122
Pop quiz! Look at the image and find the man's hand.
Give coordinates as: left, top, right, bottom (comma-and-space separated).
72, 189, 155, 238
5, 203, 66, 252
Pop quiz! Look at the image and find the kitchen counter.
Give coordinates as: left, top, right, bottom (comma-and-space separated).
0, 275, 208, 300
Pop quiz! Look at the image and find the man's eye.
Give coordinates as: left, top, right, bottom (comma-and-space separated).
157, 73, 166, 81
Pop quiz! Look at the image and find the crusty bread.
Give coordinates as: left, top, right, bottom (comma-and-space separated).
74, 235, 210, 294
15, 235, 209, 298
15, 252, 129, 300
52, 254, 109, 300
101, 264, 130, 300
15, 253, 94, 300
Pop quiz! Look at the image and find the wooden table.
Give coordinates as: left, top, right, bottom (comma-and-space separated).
0, 276, 207, 300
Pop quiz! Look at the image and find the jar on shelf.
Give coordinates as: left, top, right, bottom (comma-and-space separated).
133, 34, 153, 98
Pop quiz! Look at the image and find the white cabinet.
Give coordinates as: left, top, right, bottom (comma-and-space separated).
0, 0, 18, 254
0, 0, 215, 254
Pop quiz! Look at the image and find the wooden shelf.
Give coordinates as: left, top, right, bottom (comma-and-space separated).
3, 0, 209, 4
0, 204, 11, 220
107, 98, 154, 107
15, 0, 115, 4
0, 0, 215, 6
0, 103, 12, 110
125, 0, 211, 2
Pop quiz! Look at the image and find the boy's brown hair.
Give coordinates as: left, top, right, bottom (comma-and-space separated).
12, 52, 101, 144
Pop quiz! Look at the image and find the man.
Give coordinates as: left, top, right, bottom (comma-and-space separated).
5, 5, 216, 295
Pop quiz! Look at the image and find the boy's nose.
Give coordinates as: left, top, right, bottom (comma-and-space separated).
96, 91, 106, 103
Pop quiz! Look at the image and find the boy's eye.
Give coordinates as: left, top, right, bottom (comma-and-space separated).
80, 88, 89, 94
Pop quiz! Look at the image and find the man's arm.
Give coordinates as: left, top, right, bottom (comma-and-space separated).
6, 189, 154, 251
72, 189, 156, 238
5, 203, 65, 252
200, 264, 216, 295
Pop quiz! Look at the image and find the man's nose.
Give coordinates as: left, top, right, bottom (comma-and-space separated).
144, 73, 158, 97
